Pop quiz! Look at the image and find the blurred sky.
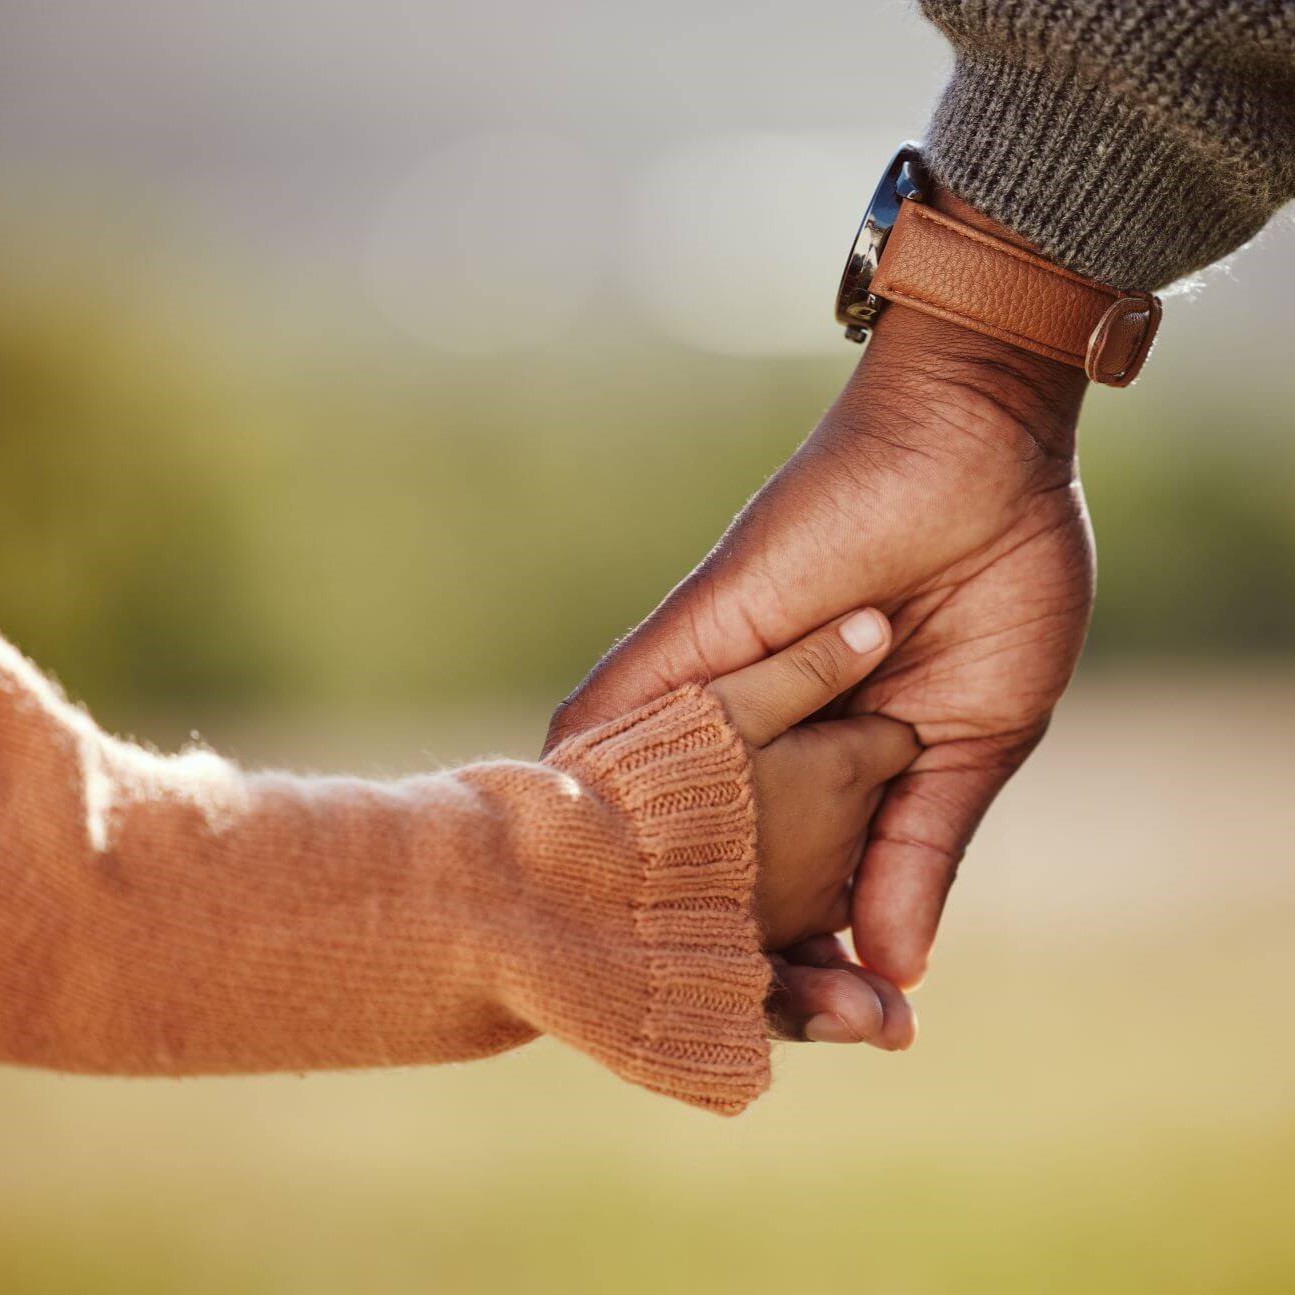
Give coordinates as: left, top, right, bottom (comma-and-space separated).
3, 0, 1294, 373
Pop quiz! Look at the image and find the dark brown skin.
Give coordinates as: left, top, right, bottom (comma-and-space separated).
548, 188, 1092, 1038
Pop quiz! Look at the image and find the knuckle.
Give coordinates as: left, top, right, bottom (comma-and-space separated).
828, 745, 861, 792
789, 637, 843, 695
892, 721, 923, 763
876, 726, 922, 778
806, 726, 861, 791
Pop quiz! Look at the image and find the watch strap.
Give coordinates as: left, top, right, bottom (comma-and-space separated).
870, 199, 1162, 387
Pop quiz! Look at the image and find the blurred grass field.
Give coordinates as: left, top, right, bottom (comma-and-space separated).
2, 673, 1293, 1295
5, 232, 1295, 733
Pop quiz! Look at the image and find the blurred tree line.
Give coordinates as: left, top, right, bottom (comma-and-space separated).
3, 255, 1294, 735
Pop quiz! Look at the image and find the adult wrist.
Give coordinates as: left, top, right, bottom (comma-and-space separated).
849, 184, 1086, 464
833, 172, 1087, 466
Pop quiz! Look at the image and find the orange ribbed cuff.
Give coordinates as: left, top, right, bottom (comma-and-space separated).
520, 685, 770, 1115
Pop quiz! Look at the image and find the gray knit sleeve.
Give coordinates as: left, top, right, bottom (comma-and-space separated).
916, 1, 1295, 291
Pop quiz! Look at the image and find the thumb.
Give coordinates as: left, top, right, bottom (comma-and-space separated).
707, 608, 892, 748
852, 734, 1037, 989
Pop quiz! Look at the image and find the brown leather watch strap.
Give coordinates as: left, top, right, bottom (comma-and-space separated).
871, 200, 1162, 387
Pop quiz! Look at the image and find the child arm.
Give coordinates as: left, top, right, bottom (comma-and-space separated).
0, 638, 768, 1114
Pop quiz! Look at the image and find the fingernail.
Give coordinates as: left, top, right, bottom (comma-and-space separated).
839, 609, 885, 654
804, 1012, 863, 1044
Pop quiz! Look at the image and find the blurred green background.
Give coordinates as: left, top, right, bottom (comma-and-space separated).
2, 1, 1294, 1291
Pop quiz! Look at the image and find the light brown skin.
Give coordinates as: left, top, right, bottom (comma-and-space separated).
549, 188, 1092, 1041
708, 610, 919, 951
704, 609, 920, 1050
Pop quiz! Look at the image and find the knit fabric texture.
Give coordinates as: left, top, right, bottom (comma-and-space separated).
917, 1, 1295, 291
0, 636, 770, 1115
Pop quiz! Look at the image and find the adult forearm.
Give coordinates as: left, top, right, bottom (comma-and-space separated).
918, 0, 1295, 291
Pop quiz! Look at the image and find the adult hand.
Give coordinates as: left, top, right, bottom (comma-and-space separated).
547, 190, 1094, 1014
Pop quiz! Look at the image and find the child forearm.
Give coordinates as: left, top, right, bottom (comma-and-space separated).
0, 638, 769, 1113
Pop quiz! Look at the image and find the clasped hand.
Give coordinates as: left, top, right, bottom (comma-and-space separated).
547, 280, 1093, 1048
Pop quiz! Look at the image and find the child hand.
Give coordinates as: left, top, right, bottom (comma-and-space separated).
707, 608, 918, 954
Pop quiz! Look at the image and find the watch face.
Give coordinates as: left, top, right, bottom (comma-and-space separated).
835, 142, 926, 343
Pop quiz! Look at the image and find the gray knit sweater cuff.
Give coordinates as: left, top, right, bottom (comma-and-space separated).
923, 55, 1279, 294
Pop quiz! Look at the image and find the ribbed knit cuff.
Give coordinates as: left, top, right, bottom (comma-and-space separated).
536, 684, 769, 1115
924, 55, 1277, 292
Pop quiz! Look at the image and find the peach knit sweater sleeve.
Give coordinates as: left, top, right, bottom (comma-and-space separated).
0, 636, 771, 1115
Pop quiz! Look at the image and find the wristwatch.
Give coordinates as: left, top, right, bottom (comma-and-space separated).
835, 143, 1162, 387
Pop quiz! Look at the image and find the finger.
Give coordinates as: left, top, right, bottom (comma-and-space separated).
802, 714, 921, 790
851, 737, 1029, 990
770, 938, 918, 1050
767, 960, 882, 1044
707, 609, 892, 748
767, 947, 917, 1050
852, 967, 920, 1051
